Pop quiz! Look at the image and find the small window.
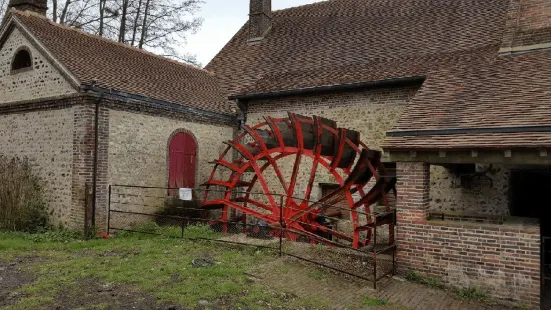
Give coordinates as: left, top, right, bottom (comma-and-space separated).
11, 48, 32, 72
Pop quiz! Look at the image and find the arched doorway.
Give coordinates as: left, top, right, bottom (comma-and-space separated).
168, 131, 197, 191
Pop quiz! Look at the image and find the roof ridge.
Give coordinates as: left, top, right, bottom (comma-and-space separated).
272, 0, 331, 13
12, 9, 214, 76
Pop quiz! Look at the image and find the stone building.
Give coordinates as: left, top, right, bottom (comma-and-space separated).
207, 0, 551, 307
2, 0, 551, 306
0, 2, 235, 231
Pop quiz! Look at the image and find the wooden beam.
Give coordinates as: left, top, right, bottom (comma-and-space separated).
387, 150, 551, 165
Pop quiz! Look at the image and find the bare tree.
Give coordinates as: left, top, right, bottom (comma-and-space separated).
0, 0, 9, 18
137, 0, 150, 48
117, 0, 128, 42
130, 0, 203, 65
0, 0, 203, 65
129, 0, 141, 45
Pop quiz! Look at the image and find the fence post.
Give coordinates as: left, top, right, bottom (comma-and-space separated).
84, 183, 93, 240
107, 185, 111, 235
181, 216, 185, 239
279, 195, 283, 257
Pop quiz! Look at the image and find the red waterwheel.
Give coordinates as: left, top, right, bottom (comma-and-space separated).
202, 113, 396, 249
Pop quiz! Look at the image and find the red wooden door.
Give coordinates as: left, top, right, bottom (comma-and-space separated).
169, 132, 197, 191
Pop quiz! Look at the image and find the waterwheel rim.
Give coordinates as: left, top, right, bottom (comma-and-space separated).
202, 113, 395, 249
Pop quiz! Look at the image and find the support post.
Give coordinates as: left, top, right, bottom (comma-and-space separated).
279, 195, 283, 257
373, 211, 377, 289
181, 216, 185, 239
396, 162, 431, 223
84, 183, 93, 240
395, 162, 431, 274
107, 185, 111, 235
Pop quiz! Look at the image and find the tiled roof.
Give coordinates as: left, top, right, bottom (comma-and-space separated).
206, 0, 510, 96
12, 11, 231, 115
383, 49, 551, 150
383, 133, 551, 150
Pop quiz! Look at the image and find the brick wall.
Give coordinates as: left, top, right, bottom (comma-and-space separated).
245, 87, 511, 216
0, 95, 111, 231
396, 162, 430, 223
501, 0, 551, 49
71, 103, 94, 230
0, 28, 76, 104
396, 162, 540, 307
108, 109, 234, 188
0, 92, 234, 232
106, 108, 234, 220
0, 104, 74, 227
70, 99, 110, 231
247, 87, 418, 152
246, 87, 419, 203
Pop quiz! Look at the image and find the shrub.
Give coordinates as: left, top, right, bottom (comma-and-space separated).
0, 156, 49, 232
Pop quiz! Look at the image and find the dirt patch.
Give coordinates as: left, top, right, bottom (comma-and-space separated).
217, 233, 280, 247
0, 256, 185, 310
0, 258, 39, 308
50, 278, 186, 310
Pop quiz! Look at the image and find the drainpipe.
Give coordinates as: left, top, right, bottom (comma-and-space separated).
89, 79, 103, 235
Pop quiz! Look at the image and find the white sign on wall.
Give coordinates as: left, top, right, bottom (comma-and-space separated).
179, 188, 193, 201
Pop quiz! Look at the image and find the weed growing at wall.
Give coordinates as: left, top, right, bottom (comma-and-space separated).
457, 286, 488, 301
405, 270, 446, 289
0, 156, 49, 232
405, 270, 489, 301
362, 296, 388, 307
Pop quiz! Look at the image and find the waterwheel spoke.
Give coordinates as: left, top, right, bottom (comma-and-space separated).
243, 125, 290, 196
203, 114, 397, 250
225, 140, 279, 209
231, 196, 273, 211
287, 149, 373, 223
216, 199, 278, 223
264, 116, 286, 150
242, 152, 291, 218
303, 116, 323, 204
285, 151, 303, 216
330, 128, 347, 171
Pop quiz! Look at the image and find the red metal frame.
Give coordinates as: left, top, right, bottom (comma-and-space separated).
202, 113, 396, 249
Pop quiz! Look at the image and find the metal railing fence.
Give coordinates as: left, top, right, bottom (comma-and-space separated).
107, 184, 396, 289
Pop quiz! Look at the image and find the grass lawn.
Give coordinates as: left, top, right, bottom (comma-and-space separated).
0, 231, 385, 310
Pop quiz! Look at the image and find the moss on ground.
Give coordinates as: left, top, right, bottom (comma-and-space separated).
0, 231, 322, 309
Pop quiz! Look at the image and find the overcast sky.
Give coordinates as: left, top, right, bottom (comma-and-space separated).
185, 0, 326, 67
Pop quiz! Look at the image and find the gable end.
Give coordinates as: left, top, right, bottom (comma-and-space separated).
0, 23, 77, 104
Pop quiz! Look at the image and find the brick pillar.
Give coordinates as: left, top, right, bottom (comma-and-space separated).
396, 162, 430, 274
396, 162, 430, 223
71, 99, 110, 233
395, 162, 430, 273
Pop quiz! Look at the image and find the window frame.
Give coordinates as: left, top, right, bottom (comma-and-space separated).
10, 47, 33, 74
